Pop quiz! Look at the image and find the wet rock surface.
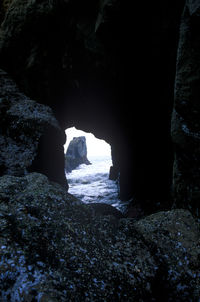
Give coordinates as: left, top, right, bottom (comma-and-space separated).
0, 172, 199, 301
65, 136, 91, 173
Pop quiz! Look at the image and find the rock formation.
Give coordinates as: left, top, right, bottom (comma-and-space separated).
65, 136, 91, 172
0, 173, 199, 301
171, 1, 200, 217
0, 0, 185, 211
0, 0, 12, 24
0, 0, 200, 300
0, 69, 67, 188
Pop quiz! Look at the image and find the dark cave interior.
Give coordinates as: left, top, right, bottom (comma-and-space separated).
0, 0, 185, 215
1, 1, 200, 300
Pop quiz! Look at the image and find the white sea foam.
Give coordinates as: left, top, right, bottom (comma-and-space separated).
66, 155, 124, 211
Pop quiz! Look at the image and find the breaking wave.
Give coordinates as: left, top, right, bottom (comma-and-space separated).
66, 156, 125, 211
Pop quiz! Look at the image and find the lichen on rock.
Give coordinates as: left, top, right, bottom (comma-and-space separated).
0, 172, 199, 301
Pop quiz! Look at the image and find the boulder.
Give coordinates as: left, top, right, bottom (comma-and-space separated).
86, 202, 124, 219
0, 68, 67, 187
0, 173, 199, 301
134, 209, 200, 301
65, 136, 91, 172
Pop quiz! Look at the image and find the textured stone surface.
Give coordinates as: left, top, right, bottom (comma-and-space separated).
0, 173, 199, 301
0, 69, 67, 186
134, 210, 200, 300
0, 0, 13, 24
65, 136, 91, 172
187, 0, 200, 15
172, 3, 200, 216
0, 1, 199, 301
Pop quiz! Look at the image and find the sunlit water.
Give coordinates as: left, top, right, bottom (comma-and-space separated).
66, 156, 126, 212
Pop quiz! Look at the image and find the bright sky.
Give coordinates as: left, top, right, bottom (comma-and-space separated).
64, 127, 111, 158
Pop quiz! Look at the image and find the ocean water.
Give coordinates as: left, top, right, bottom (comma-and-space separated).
66, 156, 125, 211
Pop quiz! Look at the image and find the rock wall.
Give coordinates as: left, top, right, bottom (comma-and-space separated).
172, 0, 200, 216
0, 0, 13, 24
65, 136, 91, 172
0, 68, 67, 187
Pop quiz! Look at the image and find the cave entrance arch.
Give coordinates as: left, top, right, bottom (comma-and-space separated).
64, 127, 121, 209
64, 127, 111, 160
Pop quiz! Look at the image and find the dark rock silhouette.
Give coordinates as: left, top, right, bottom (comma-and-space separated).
1, 1, 200, 301
0, 69, 67, 188
171, 2, 200, 217
65, 136, 91, 172
109, 165, 119, 181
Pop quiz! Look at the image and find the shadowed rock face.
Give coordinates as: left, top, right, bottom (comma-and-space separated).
0, 0, 13, 24
0, 68, 67, 187
65, 136, 91, 172
172, 1, 200, 216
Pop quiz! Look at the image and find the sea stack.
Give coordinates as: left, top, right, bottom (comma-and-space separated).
65, 136, 91, 172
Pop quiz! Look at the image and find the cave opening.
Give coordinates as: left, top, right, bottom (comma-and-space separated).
64, 127, 122, 210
